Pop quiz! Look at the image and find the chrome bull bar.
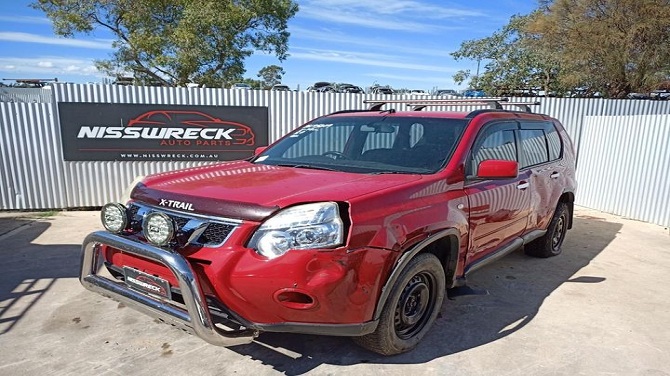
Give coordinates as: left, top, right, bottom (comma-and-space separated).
80, 231, 257, 346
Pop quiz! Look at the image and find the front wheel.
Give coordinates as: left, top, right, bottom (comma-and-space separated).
353, 253, 445, 355
525, 202, 570, 258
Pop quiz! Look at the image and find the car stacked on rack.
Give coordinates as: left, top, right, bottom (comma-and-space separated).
82, 98, 576, 355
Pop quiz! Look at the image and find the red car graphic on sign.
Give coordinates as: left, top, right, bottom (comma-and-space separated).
127, 110, 255, 145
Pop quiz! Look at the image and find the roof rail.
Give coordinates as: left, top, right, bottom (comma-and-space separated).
504, 101, 541, 113
363, 98, 540, 113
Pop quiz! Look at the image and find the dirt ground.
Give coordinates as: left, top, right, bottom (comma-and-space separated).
0, 207, 668, 376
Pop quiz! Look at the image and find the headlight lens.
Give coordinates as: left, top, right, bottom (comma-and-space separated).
143, 212, 175, 246
101, 203, 128, 233
248, 202, 344, 259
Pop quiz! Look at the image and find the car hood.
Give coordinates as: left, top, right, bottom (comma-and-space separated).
130, 160, 421, 221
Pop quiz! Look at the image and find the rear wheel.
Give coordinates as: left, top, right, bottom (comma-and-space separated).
353, 253, 445, 355
525, 202, 569, 258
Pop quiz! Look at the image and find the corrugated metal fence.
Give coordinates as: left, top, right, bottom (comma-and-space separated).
577, 115, 670, 227
1, 84, 669, 227
0, 87, 54, 103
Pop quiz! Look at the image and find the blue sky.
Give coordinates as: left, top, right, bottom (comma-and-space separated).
0, 0, 538, 91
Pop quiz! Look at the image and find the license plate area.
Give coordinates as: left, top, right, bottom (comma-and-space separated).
123, 266, 171, 300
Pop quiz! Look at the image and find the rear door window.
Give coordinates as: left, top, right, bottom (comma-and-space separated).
519, 121, 562, 168
519, 129, 549, 168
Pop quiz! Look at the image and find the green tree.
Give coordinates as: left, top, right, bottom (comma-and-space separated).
32, 0, 298, 87
451, 13, 563, 96
527, 0, 670, 98
239, 77, 263, 89
257, 65, 285, 89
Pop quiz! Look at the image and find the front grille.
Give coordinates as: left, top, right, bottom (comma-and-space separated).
128, 204, 140, 219
127, 203, 239, 247
200, 223, 236, 245
168, 214, 190, 229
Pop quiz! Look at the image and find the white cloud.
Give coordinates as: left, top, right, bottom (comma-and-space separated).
0, 15, 51, 25
289, 26, 457, 58
366, 72, 455, 86
0, 32, 112, 50
64, 65, 82, 72
298, 7, 438, 32
0, 57, 102, 78
298, 0, 484, 32
289, 47, 458, 73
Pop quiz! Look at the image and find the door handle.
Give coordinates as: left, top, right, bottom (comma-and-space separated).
517, 182, 529, 190
550, 172, 560, 179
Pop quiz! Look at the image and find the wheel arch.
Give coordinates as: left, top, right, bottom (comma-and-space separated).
372, 228, 460, 321
559, 191, 575, 229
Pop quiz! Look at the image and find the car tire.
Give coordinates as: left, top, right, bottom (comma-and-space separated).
525, 202, 569, 258
353, 253, 445, 355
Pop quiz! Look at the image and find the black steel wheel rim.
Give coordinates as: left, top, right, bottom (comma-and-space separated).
394, 271, 437, 340
552, 215, 566, 249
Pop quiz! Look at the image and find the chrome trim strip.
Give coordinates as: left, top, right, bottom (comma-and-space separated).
80, 231, 257, 346
131, 202, 242, 225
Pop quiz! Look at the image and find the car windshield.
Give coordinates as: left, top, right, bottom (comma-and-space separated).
253, 115, 468, 174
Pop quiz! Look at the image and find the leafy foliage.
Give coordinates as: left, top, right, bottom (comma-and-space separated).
32, 0, 298, 87
452, 0, 670, 98
451, 13, 562, 96
257, 65, 285, 89
528, 0, 670, 98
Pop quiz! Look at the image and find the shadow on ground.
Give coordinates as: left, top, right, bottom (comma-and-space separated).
0, 219, 80, 335
226, 215, 622, 374
0, 214, 623, 374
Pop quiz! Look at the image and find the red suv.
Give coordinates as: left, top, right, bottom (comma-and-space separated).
81, 99, 576, 355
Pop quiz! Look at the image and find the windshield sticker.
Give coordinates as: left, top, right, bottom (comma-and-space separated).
289, 123, 333, 137
255, 155, 269, 162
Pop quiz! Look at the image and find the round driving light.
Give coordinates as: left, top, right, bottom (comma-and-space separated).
142, 212, 175, 246
101, 203, 128, 233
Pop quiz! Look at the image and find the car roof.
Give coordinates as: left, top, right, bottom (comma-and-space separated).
327, 111, 471, 119
325, 109, 550, 121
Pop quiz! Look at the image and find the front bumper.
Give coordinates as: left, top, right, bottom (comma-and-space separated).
80, 231, 257, 346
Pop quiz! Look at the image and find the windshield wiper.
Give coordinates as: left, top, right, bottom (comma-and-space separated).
368, 169, 431, 175
275, 163, 338, 171
368, 170, 411, 175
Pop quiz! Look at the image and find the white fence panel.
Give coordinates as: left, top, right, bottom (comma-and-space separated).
576, 115, 670, 227
0, 102, 67, 209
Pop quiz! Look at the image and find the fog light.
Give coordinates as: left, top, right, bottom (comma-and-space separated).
143, 212, 175, 246
101, 203, 128, 233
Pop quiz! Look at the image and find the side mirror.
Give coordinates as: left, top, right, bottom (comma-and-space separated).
254, 146, 267, 155
476, 160, 518, 179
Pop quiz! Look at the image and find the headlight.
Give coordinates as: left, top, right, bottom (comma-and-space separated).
143, 212, 175, 246
248, 202, 344, 259
101, 203, 128, 233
